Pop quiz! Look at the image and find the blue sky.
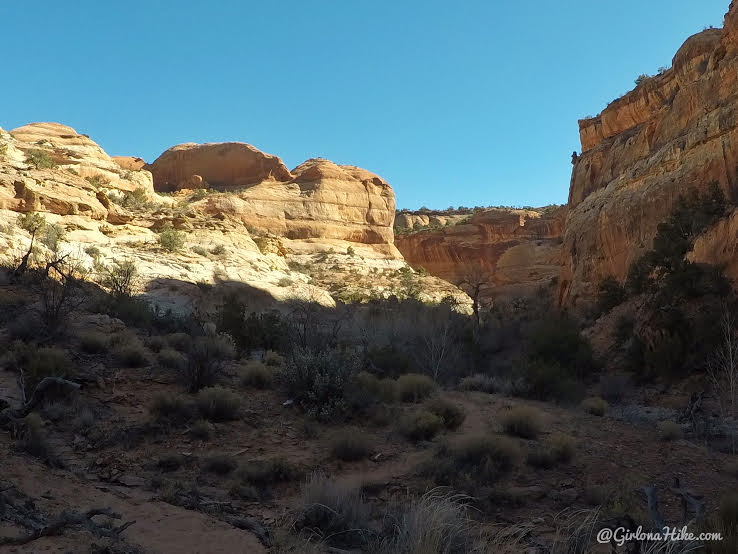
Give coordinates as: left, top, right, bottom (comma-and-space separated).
0, 1, 728, 209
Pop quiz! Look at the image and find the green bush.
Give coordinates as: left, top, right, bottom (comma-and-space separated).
581, 396, 608, 416
240, 360, 274, 389
397, 373, 437, 403
501, 406, 542, 439
330, 430, 373, 461
518, 359, 585, 404
85, 175, 109, 188
425, 397, 465, 430
17, 212, 47, 233
525, 314, 596, 380
23, 347, 72, 397
400, 410, 443, 441
158, 224, 185, 251
39, 223, 65, 251
25, 149, 56, 169
150, 393, 194, 424
197, 386, 240, 422
192, 245, 209, 257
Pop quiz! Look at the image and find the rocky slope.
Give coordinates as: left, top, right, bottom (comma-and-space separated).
0, 123, 469, 312
395, 207, 566, 300
563, 2, 738, 304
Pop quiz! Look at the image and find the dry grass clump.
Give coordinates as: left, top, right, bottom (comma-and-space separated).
16, 413, 62, 468
294, 472, 370, 548
707, 493, 738, 554
165, 332, 191, 352
527, 433, 576, 468
397, 373, 437, 403
656, 420, 683, 441
157, 452, 186, 472
330, 430, 373, 461
459, 373, 497, 393
113, 335, 149, 367
189, 419, 212, 441
423, 435, 521, 488
77, 331, 109, 354
424, 397, 465, 430
157, 348, 187, 371
352, 371, 399, 404
196, 386, 240, 422
400, 410, 443, 441
264, 350, 284, 366
377, 488, 474, 554
240, 360, 274, 389
235, 457, 298, 489
501, 406, 542, 439
150, 392, 194, 424
581, 396, 608, 416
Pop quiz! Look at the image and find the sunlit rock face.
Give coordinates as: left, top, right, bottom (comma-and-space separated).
563, 3, 738, 305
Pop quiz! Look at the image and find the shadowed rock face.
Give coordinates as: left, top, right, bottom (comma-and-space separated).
395, 207, 566, 300
563, 1, 738, 305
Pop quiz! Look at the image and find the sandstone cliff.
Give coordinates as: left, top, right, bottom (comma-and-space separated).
564, 2, 738, 304
395, 207, 566, 300
0, 123, 469, 312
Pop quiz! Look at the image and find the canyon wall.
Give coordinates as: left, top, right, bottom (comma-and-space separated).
395, 207, 566, 300
563, 2, 738, 304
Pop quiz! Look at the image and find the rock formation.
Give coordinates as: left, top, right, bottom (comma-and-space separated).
563, 2, 738, 304
395, 207, 566, 300
145, 142, 293, 191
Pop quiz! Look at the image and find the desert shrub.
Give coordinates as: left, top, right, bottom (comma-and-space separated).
459, 373, 497, 393
85, 175, 109, 188
330, 430, 373, 461
84, 245, 101, 259
115, 341, 149, 367
656, 420, 683, 441
77, 331, 108, 354
277, 276, 292, 287
706, 494, 738, 554
211, 244, 226, 256
191, 245, 208, 257
423, 435, 521, 489
518, 359, 585, 404
158, 224, 185, 252
17, 212, 47, 233
189, 419, 212, 441
217, 301, 288, 354
39, 222, 65, 251
581, 396, 608, 416
182, 334, 235, 392
525, 314, 596, 380
240, 360, 274, 389
147, 335, 167, 353
367, 345, 417, 378
295, 472, 370, 548
23, 347, 72, 397
236, 457, 298, 488
279, 346, 360, 422
599, 374, 629, 404
165, 332, 191, 352
397, 373, 437, 403
203, 454, 237, 475
264, 350, 284, 367
150, 393, 194, 424
425, 397, 465, 430
597, 276, 626, 314
119, 187, 150, 210
157, 452, 186, 472
377, 488, 473, 554
349, 371, 398, 410
527, 433, 575, 468
158, 348, 187, 371
101, 260, 138, 298
196, 386, 240, 421
25, 148, 56, 169
400, 410, 443, 441
8, 312, 42, 341
501, 406, 542, 439
16, 413, 62, 467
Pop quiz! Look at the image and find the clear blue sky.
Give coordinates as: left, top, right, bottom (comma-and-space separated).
1, 1, 728, 209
